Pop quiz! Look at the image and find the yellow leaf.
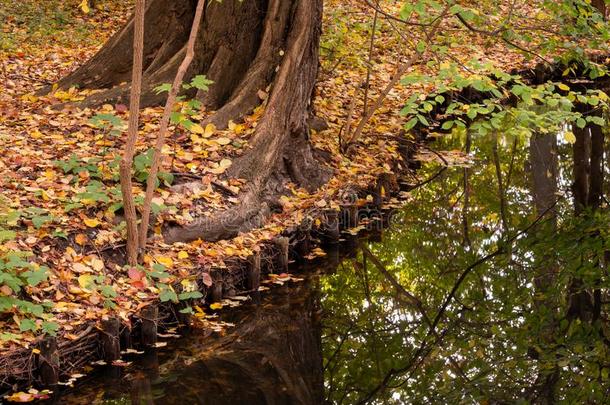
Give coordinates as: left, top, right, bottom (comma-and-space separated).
30, 130, 43, 139
564, 131, 576, 144
90, 258, 105, 272
21, 94, 39, 103
156, 256, 174, 268
84, 218, 100, 228
189, 123, 205, 134
78, 274, 96, 290
216, 137, 232, 146
210, 303, 223, 310
5, 391, 36, 402
558, 83, 570, 91
219, 158, 232, 169
178, 251, 189, 259
228, 120, 245, 135
203, 123, 216, 138
80, 0, 90, 13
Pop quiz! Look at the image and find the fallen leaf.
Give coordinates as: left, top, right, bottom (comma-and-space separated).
78, 274, 96, 290
201, 272, 213, 287
75, 234, 88, 246
84, 218, 100, 228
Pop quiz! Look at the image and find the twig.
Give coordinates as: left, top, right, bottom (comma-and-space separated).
345, 6, 450, 150
362, 4, 379, 115
58, 325, 94, 349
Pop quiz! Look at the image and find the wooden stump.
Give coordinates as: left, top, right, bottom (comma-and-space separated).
120, 324, 132, 351
141, 305, 158, 347
247, 252, 261, 291
100, 318, 121, 362
211, 280, 223, 303
323, 210, 341, 242
37, 337, 59, 386
274, 237, 290, 272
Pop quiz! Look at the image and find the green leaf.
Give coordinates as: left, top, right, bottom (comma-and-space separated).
416, 114, 429, 126
100, 285, 117, 298
191, 75, 214, 91
159, 285, 178, 303
179, 291, 203, 300
42, 321, 59, 336
19, 318, 38, 332
23, 267, 48, 287
404, 117, 418, 131
0, 230, 16, 243
32, 215, 53, 229
154, 83, 172, 94
441, 121, 454, 130
180, 306, 194, 314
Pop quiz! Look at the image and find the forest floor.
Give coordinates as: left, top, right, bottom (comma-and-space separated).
0, 0, 546, 389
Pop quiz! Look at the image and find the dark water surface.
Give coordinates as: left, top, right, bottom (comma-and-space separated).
41, 121, 610, 404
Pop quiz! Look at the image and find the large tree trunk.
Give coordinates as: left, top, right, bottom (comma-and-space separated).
57, 0, 331, 243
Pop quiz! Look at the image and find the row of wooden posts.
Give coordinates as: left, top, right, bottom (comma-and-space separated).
35, 236, 292, 387
34, 173, 398, 388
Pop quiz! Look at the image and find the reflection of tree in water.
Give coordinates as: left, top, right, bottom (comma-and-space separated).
321, 114, 610, 404
149, 282, 324, 405
57, 280, 324, 405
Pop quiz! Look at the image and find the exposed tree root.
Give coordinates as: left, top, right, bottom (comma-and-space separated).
54, 0, 331, 243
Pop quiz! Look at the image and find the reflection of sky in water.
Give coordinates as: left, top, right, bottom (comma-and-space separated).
321, 122, 610, 403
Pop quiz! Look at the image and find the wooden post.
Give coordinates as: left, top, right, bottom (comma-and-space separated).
38, 337, 59, 386
210, 280, 222, 302
247, 252, 261, 291
345, 205, 359, 228
225, 274, 237, 298
141, 305, 158, 347
176, 306, 192, 328
120, 324, 132, 351
324, 210, 341, 242
274, 237, 290, 272
296, 231, 311, 259
374, 176, 386, 208
100, 318, 121, 362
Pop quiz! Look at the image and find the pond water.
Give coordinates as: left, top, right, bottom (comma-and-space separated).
41, 120, 610, 404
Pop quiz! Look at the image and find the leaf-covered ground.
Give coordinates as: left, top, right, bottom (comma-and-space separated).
0, 0, 587, 364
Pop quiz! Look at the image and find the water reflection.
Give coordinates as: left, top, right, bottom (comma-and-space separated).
48, 119, 609, 404
52, 278, 325, 405
322, 121, 610, 404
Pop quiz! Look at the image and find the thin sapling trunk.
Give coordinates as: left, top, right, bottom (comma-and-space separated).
138, 0, 207, 251
120, 0, 146, 266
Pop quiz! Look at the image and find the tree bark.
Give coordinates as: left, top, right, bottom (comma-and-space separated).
57, 0, 331, 243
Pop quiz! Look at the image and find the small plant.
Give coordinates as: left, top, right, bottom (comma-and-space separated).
53, 154, 104, 180
155, 74, 214, 134
132, 149, 175, 186
0, 250, 58, 336
89, 112, 127, 137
